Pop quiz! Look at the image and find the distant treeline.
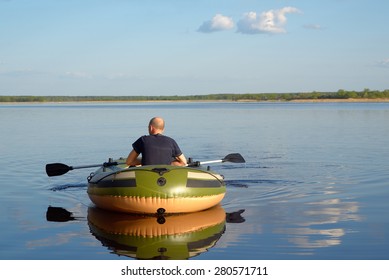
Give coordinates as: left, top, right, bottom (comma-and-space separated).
1, 89, 389, 102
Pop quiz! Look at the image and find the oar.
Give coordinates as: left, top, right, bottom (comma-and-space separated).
188, 153, 245, 167
46, 161, 118, 177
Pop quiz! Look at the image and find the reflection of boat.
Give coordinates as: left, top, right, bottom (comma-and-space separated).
87, 159, 226, 214
87, 205, 226, 259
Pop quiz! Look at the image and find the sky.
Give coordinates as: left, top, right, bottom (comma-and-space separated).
1, 0, 388, 96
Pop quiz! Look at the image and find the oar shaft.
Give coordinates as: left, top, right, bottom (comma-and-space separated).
199, 159, 223, 165
70, 164, 104, 170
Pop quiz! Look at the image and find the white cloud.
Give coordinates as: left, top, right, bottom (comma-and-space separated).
303, 24, 323, 30
0, 68, 37, 77
376, 58, 389, 68
237, 7, 301, 34
64, 71, 92, 79
198, 14, 234, 33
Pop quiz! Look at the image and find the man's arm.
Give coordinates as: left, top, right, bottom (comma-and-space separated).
172, 153, 187, 166
126, 149, 141, 166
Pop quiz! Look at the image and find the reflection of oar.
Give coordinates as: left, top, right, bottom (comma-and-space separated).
46, 206, 75, 222
188, 153, 245, 167
46, 161, 118, 177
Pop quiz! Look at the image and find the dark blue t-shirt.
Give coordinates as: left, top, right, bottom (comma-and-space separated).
132, 134, 182, 165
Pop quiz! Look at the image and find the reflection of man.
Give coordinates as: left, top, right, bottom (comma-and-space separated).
126, 117, 187, 166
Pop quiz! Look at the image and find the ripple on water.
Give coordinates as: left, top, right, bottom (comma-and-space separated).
49, 183, 87, 192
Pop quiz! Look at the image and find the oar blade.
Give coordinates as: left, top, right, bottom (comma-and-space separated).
46, 163, 72, 177
222, 153, 245, 163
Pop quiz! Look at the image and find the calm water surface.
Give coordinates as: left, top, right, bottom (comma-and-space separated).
0, 102, 388, 260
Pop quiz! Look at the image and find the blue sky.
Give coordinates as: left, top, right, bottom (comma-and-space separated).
1, 0, 388, 96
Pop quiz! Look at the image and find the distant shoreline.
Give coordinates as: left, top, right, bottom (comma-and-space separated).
1, 98, 389, 104
287, 98, 389, 103
1, 90, 389, 103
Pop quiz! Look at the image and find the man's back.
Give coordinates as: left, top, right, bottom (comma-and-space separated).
133, 134, 182, 165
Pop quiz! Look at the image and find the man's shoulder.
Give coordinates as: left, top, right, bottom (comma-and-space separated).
140, 134, 176, 143
150, 133, 172, 139
134, 135, 148, 142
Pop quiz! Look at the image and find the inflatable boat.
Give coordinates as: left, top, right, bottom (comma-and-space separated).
87, 158, 226, 214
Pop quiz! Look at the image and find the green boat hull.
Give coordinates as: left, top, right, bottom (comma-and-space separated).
87, 159, 226, 214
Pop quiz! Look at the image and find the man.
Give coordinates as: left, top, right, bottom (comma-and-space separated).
126, 117, 187, 166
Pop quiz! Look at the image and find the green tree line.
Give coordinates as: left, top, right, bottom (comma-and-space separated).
1, 89, 389, 103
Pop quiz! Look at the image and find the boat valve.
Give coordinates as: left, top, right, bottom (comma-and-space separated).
157, 177, 167, 186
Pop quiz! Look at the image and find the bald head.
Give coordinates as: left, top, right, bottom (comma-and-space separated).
149, 117, 165, 134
